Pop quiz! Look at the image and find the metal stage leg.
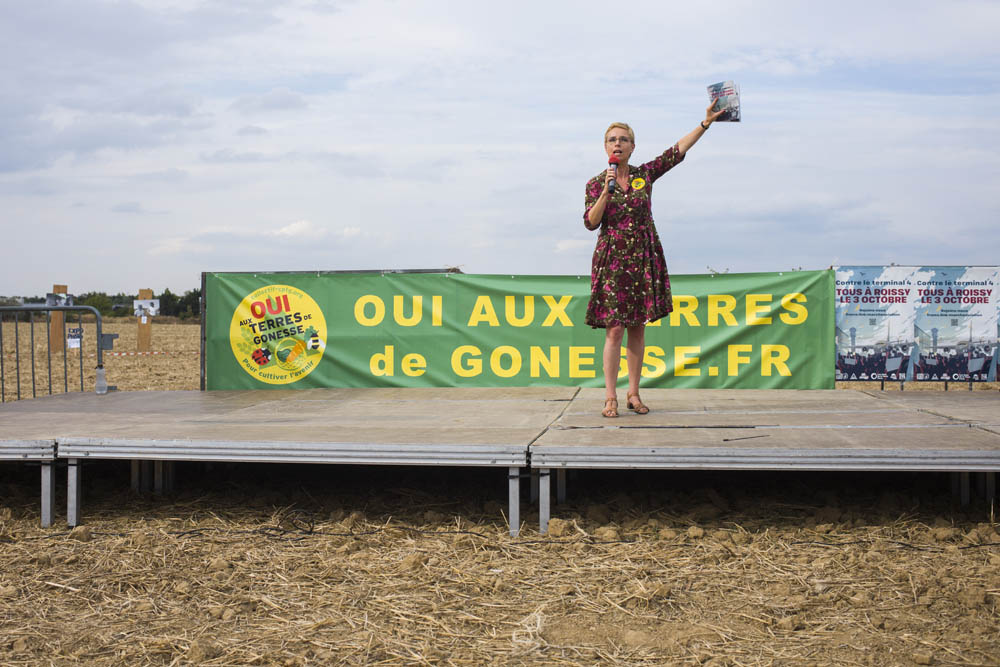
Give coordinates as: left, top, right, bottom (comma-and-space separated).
539, 469, 551, 534
41, 462, 55, 528
508, 467, 520, 537
67, 459, 81, 527
150, 461, 176, 494
986, 472, 996, 503
556, 469, 566, 504
140, 461, 153, 493
131, 460, 140, 492
530, 469, 539, 503
961, 472, 971, 507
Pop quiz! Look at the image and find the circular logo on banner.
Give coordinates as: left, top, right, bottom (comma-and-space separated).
630, 177, 646, 190
230, 284, 327, 385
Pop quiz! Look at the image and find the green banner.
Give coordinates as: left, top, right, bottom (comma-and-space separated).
205, 270, 834, 390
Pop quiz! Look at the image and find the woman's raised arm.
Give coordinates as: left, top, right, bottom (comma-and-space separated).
677, 102, 725, 156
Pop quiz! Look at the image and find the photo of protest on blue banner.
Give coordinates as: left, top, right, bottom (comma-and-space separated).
834, 266, 919, 381
912, 266, 999, 382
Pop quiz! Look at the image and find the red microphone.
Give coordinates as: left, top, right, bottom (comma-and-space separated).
607, 155, 620, 194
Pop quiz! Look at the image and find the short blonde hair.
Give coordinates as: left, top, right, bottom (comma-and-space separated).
604, 122, 635, 144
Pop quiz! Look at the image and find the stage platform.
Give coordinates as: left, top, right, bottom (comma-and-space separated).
1, 388, 998, 535
533, 388, 1000, 532
0, 388, 575, 534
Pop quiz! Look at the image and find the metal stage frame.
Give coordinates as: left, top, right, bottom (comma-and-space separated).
533, 388, 1000, 532
1, 387, 998, 536
0, 388, 569, 535
0, 438, 57, 527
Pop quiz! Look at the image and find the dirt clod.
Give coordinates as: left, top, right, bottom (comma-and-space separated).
585, 504, 610, 524
69, 525, 92, 542
958, 587, 988, 609
731, 531, 751, 545
776, 615, 803, 631
187, 639, 220, 662
651, 584, 672, 600
593, 525, 620, 541
401, 552, 427, 571
932, 527, 958, 541
208, 557, 232, 571
546, 517, 572, 537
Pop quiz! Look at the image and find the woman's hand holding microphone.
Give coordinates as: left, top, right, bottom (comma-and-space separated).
603, 156, 620, 196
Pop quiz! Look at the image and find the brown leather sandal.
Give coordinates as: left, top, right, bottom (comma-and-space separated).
626, 392, 649, 415
602, 397, 619, 418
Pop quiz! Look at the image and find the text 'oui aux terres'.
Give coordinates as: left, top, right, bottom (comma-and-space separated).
352, 293, 809, 328
352, 293, 810, 380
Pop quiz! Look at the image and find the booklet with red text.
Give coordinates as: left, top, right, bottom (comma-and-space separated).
707, 81, 740, 122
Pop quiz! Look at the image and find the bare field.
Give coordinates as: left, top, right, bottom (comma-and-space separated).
1, 318, 200, 401
2, 318, 999, 664
1, 468, 998, 665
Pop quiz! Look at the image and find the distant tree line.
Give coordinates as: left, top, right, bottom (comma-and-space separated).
0, 288, 201, 320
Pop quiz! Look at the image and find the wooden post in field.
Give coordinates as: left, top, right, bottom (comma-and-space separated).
137, 288, 153, 352
49, 284, 68, 353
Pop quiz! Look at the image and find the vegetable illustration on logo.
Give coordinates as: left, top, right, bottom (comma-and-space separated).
230, 286, 327, 385
276, 338, 305, 364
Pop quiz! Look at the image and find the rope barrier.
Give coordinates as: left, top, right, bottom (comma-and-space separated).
105, 351, 198, 357
3, 351, 198, 358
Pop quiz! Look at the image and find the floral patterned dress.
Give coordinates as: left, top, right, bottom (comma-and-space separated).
583, 143, 684, 328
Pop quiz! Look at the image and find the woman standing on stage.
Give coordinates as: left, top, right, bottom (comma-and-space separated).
584, 103, 723, 417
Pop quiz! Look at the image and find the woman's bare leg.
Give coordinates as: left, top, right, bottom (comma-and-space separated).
603, 325, 625, 399
625, 324, 650, 412
625, 324, 645, 396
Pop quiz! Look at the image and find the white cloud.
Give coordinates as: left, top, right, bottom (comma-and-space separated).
0, 1, 998, 294
273, 219, 326, 238
148, 236, 213, 256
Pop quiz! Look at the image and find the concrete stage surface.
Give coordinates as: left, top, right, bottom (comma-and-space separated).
1, 388, 998, 534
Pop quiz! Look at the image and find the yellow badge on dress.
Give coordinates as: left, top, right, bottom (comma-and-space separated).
631, 177, 646, 190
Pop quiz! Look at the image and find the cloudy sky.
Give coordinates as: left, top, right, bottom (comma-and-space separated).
2, 0, 998, 296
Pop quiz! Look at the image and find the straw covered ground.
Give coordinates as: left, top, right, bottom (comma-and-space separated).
1, 318, 999, 664
1, 466, 999, 665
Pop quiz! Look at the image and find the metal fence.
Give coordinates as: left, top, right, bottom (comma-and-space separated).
0, 305, 118, 401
